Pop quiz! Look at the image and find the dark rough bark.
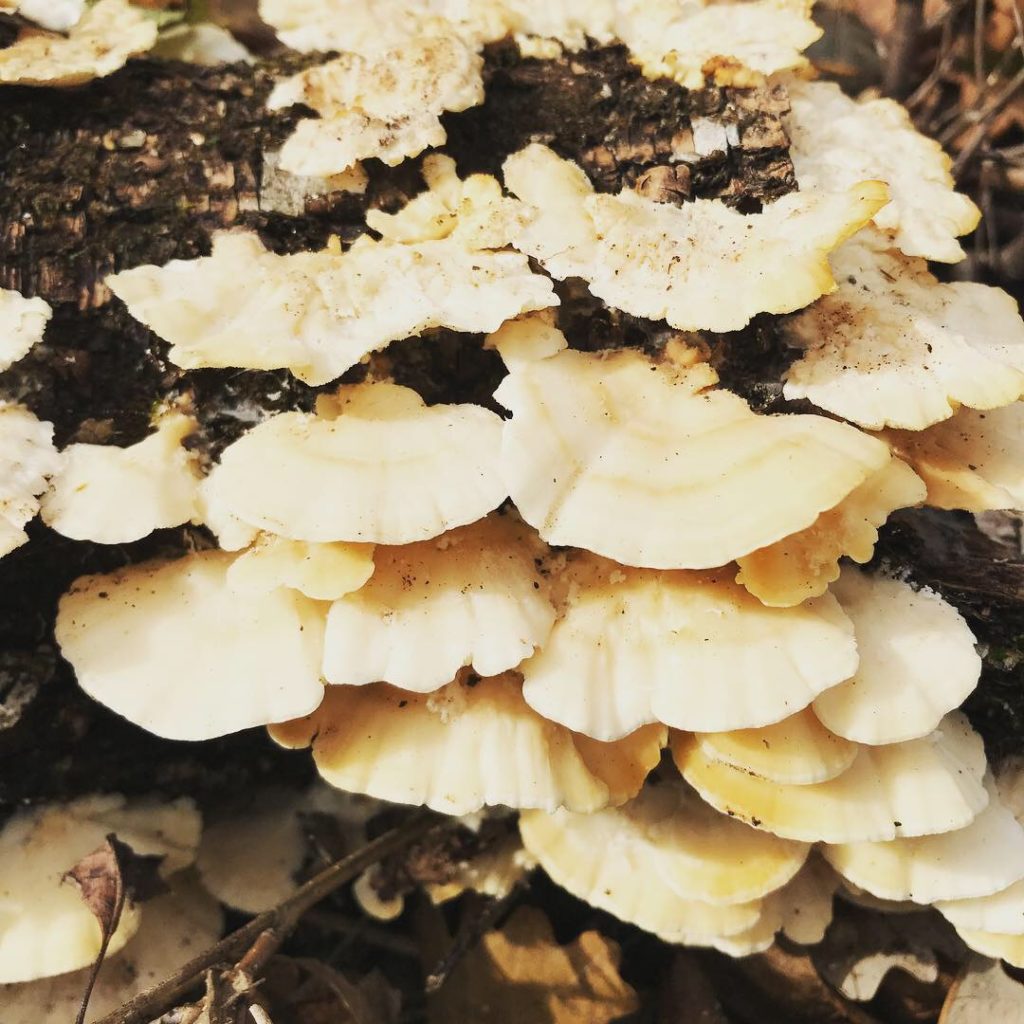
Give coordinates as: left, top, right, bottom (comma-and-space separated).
0, 43, 1020, 813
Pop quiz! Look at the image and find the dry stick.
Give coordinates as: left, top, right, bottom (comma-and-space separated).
885, 0, 926, 99
951, 65, 1024, 173
93, 812, 440, 1024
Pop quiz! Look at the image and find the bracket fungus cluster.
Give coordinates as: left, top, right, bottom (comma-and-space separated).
5, 0, 1024, 1009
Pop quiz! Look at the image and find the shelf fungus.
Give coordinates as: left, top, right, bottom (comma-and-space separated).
824, 779, 1024, 904
0, 0, 157, 87
41, 412, 202, 544
0, 403, 59, 559
519, 551, 858, 740
811, 568, 982, 745
227, 535, 375, 601
503, 144, 887, 333
0, 287, 50, 372
615, 0, 821, 88
496, 348, 913, 586
885, 404, 1024, 513
672, 712, 989, 843
268, 34, 483, 178
108, 229, 554, 387
0, 795, 200, 984
783, 229, 1024, 431
202, 383, 506, 545
55, 550, 327, 741
519, 788, 835, 954
0, 874, 221, 1024
323, 515, 556, 692
0, 0, 84, 33
784, 80, 980, 263
269, 672, 667, 815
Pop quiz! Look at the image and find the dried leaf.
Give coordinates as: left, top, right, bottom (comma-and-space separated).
63, 835, 167, 1024
941, 956, 1024, 1022
428, 906, 638, 1024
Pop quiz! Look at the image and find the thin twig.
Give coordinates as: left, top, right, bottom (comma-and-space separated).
92, 812, 440, 1024
951, 65, 1024, 173
75, 884, 127, 1024
885, 0, 926, 98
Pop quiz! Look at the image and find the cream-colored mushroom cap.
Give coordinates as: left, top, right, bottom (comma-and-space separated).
227, 535, 375, 601
0, 873, 221, 1024
55, 550, 326, 741
0, 0, 84, 32
783, 230, 1024, 431
367, 155, 528, 250
823, 779, 1024, 904
0, 795, 200, 985
519, 552, 857, 740
204, 382, 507, 545
267, 34, 483, 177
519, 804, 766, 946
258, 0, 508, 54
955, 928, 1024, 968
0, 0, 157, 86
496, 347, 892, 572
734, 457, 926, 607
324, 515, 556, 692
0, 403, 59, 559
0, 288, 50, 372
673, 713, 989, 843
503, 144, 887, 333
937, 878, 1024, 935
812, 567, 981, 745
785, 80, 979, 262
485, 310, 568, 370
613, 0, 819, 87
108, 231, 554, 386
41, 413, 201, 545
523, 782, 809, 908
699, 709, 858, 786
886, 404, 1024, 513
425, 831, 538, 905
196, 784, 379, 914
270, 673, 666, 815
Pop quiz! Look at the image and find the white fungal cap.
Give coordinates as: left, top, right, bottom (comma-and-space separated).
0, 403, 59, 559
503, 144, 887, 333
616, 0, 820, 87
519, 802, 767, 946
501, 0, 616, 52
269, 672, 667, 815
0, 0, 84, 32
0, 0, 157, 86
937, 878, 1024, 935
0, 287, 50, 372
195, 474, 259, 552
824, 779, 1024, 904
151, 23, 254, 66
812, 567, 981, 745
954, 928, 1024, 968
323, 515, 556, 691
108, 229, 555, 386
698, 709, 858, 786
227, 535, 375, 601
204, 382, 507, 545
0, 795, 200, 985
734, 457, 926, 607
41, 412, 202, 545
196, 784, 379, 914
519, 551, 858, 740
0, 873, 222, 1024
784, 80, 979, 263
522, 781, 809, 908
268, 35, 483, 177
55, 550, 326, 741
425, 832, 538, 905
886, 405, 1024, 513
485, 310, 568, 370
496, 347, 893, 572
783, 230, 1024, 431
258, 0, 508, 54
673, 713, 989, 843
366, 154, 528, 250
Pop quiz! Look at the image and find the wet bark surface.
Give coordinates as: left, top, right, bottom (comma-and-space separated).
0, 43, 1020, 812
